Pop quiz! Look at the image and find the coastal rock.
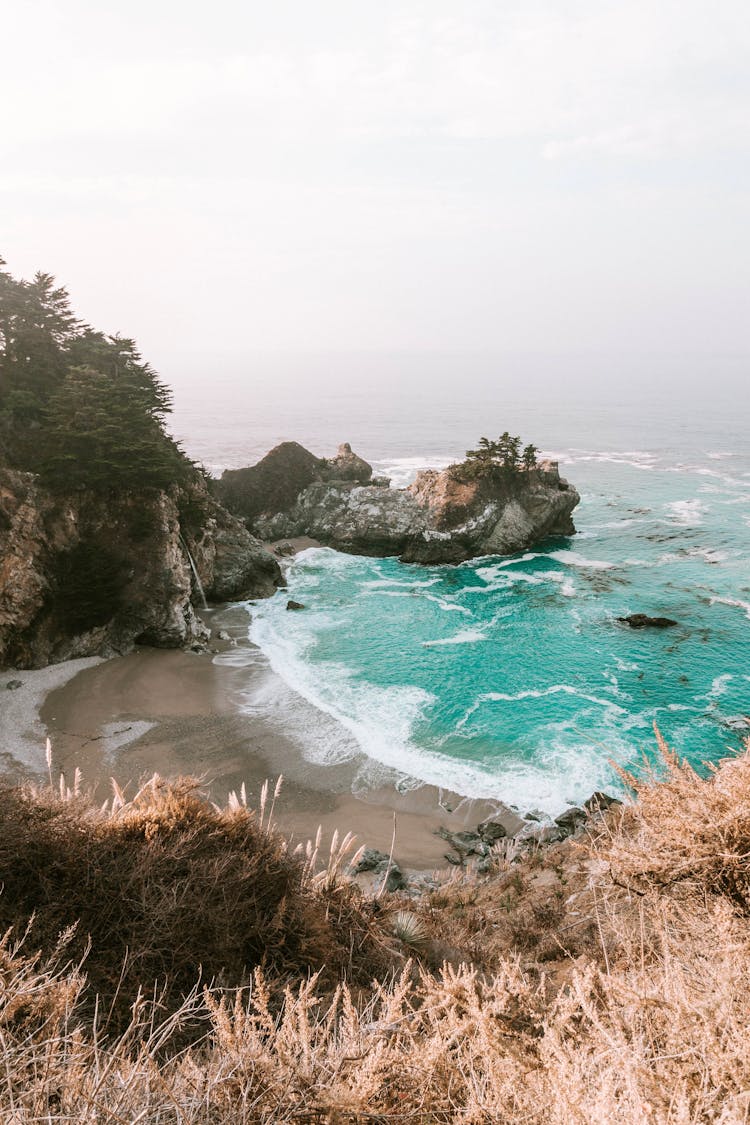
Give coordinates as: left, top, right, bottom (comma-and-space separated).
351, 847, 406, 892
0, 469, 281, 670
286, 600, 305, 611
320, 442, 373, 483
513, 822, 563, 845
554, 806, 587, 837
230, 443, 580, 564
618, 613, 678, 629
215, 442, 325, 524
584, 791, 623, 815
185, 488, 282, 602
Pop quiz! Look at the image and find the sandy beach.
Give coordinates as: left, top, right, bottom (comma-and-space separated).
1, 602, 521, 872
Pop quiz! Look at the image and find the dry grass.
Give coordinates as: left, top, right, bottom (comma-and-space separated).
0, 772, 394, 1037
2, 736, 750, 1121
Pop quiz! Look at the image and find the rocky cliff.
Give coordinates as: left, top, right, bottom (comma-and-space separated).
0, 470, 282, 669
219, 443, 579, 564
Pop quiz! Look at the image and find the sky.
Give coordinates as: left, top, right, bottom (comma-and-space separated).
2, 0, 749, 389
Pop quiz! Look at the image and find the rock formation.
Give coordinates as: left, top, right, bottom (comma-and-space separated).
0, 469, 281, 669
220, 443, 579, 564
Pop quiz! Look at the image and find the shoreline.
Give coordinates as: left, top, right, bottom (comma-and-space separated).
3, 602, 522, 873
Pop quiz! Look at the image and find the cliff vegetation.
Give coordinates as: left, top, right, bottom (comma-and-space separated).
0, 260, 281, 667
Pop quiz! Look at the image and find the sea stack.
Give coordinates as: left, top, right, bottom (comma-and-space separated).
215, 442, 580, 563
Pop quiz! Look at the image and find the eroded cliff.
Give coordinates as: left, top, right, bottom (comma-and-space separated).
0, 470, 281, 669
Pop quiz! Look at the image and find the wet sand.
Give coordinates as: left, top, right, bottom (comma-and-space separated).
31, 605, 521, 872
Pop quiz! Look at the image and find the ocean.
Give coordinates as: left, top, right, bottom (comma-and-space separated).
168, 354, 750, 814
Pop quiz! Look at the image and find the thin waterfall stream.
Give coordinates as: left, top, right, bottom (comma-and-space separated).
180, 537, 208, 610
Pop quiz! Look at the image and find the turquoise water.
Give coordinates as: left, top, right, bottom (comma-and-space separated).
248, 448, 750, 813
168, 360, 749, 813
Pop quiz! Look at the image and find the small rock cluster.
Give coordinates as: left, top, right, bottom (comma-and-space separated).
437, 791, 622, 875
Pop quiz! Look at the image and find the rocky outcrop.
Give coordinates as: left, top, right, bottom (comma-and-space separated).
617, 613, 678, 629
216, 442, 325, 526
237, 444, 579, 564
320, 442, 373, 483
183, 488, 282, 603
214, 441, 373, 524
0, 469, 282, 669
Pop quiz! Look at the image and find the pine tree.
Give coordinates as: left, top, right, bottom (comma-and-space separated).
522, 443, 539, 470
0, 259, 191, 491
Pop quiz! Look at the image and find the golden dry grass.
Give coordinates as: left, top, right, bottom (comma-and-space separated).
2, 736, 750, 1122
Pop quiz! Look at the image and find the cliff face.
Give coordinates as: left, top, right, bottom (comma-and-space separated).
230, 444, 579, 563
0, 470, 281, 669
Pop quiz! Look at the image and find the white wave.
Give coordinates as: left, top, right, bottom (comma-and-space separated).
613, 656, 640, 672
249, 605, 436, 765
666, 499, 707, 526
424, 593, 473, 615
709, 596, 750, 621
247, 597, 625, 814
371, 588, 472, 614
458, 684, 627, 728
422, 629, 487, 646
666, 465, 750, 489
689, 547, 729, 564
550, 449, 659, 471
706, 451, 737, 459
475, 554, 541, 579
370, 455, 454, 489
362, 577, 441, 589
549, 550, 614, 570
476, 561, 578, 595
707, 674, 734, 700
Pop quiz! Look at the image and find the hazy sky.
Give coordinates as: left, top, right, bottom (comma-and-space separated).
2, 0, 749, 382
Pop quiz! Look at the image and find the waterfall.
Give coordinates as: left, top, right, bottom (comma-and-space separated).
180, 536, 208, 610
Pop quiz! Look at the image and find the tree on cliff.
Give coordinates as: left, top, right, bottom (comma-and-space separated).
522, 444, 539, 470
42, 365, 187, 491
0, 258, 190, 492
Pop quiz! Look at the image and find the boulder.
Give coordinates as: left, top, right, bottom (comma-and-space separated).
584, 791, 623, 815
351, 847, 405, 892
286, 600, 305, 611
513, 822, 562, 845
554, 806, 587, 837
618, 613, 678, 629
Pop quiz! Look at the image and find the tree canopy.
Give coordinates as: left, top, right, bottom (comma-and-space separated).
464, 435, 540, 472
0, 258, 189, 492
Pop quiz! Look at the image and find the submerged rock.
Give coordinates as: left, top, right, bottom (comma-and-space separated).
618, 613, 678, 629
220, 442, 580, 564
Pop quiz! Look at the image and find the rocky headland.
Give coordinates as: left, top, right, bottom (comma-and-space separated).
216, 440, 580, 563
0, 469, 281, 668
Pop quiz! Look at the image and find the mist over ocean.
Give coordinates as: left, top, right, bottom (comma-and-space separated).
169, 354, 750, 812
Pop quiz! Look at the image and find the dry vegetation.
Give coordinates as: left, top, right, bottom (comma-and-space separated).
2, 736, 750, 1122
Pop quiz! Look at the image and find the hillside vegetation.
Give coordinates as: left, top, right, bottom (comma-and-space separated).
2, 735, 750, 1122
0, 258, 189, 491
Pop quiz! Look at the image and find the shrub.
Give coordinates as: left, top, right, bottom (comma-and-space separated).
0, 775, 393, 1035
